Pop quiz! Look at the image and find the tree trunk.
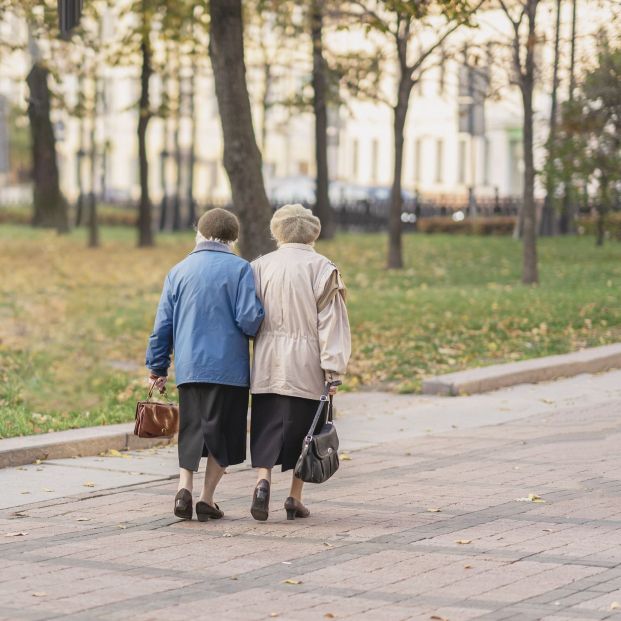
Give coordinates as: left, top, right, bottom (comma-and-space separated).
209, 0, 274, 259
88, 84, 99, 248
311, 0, 335, 239
387, 77, 411, 269
26, 63, 69, 233
596, 177, 609, 247
172, 68, 182, 232
540, 0, 562, 237
186, 54, 197, 227
137, 32, 154, 247
516, 0, 540, 285
559, 0, 578, 234
75, 75, 85, 227
522, 44, 539, 285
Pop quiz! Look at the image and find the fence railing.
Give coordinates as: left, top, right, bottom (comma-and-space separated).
2, 187, 615, 233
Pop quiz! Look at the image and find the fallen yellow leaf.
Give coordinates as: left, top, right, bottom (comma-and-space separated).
5, 532, 28, 537
456, 539, 472, 545
339, 453, 352, 461
32, 592, 47, 598
611, 602, 621, 611
427, 508, 442, 513
83, 482, 96, 488
515, 493, 546, 503
283, 579, 302, 585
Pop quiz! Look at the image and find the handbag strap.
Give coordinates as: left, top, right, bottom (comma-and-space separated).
303, 381, 340, 441
147, 381, 166, 401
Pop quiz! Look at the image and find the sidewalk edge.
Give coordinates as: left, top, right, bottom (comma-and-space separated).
422, 343, 621, 396
0, 425, 174, 469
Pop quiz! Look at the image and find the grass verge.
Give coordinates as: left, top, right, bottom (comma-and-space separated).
0, 224, 619, 437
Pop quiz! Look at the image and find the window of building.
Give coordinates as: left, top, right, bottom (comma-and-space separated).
458, 139, 467, 184
435, 139, 444, 184
484, 138, 490, 186
371, 138, 379, 184
352, 138, 359, 178
414, 138, 422, 183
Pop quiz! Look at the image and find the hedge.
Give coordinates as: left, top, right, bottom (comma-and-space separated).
417, 216, 516, 236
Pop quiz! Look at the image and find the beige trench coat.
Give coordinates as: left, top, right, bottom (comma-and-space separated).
250, 243, 351, 400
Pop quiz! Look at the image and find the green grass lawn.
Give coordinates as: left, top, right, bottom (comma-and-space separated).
1, 224, 619, 438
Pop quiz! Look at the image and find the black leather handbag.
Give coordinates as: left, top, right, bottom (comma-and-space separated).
294, 381, 341, 484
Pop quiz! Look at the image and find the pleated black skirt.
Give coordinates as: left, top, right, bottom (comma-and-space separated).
250, 393, 324, 472
177, 383, 249, 472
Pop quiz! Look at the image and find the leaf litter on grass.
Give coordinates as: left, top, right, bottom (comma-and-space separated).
1, 227, 620, 436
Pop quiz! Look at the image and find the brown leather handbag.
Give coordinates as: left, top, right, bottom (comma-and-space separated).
134, 382, 179, 438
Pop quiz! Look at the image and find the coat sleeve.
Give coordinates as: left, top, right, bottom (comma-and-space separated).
235, 262, 265, 337
317, 269, 351, 379
145, 275, 175, 377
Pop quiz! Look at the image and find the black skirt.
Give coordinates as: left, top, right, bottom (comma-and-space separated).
177, 383, 249, 471
250, 393, 324, 472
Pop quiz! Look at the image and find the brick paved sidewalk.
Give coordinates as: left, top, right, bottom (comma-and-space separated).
2, 396, 621, 620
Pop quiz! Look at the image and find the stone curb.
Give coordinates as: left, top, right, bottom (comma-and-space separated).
422, 342, 621, 396
0, 423, 174, 469
3, 343, 620, 468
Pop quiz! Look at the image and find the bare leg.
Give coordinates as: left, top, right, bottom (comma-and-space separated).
289, 474, 304, 501
199, 454, 226, 506
178, 468, 193, 492
256, 467, 272, 484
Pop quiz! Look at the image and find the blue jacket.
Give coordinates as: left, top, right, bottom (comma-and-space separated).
145, 241, 265, 387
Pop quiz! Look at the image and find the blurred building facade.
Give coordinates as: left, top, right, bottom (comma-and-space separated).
0, 3, 609, 208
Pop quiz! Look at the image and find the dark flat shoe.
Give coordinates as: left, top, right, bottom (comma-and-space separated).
284, 496, 310, 520
196, 501, 224, 522
251, 479, 270, 522
174, 488, 193, 520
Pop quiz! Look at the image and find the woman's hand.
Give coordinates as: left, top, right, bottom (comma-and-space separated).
325, 373, 342, 395
149, 374, 168, 394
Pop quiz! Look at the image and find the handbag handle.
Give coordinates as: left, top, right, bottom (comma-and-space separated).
147, 380, 167, 401
303, 380, 341, 441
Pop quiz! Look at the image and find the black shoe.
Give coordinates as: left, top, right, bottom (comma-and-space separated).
250, 479, 270, 522
174, 488, 193, 520
284, 496, 310, 520
196, 501, 224, 522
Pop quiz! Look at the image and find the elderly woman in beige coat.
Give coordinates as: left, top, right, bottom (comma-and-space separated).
249, 204, 351, 521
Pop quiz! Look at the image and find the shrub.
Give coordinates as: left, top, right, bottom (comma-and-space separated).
0, 204, 137, 227
0, 206, 31, 225
578, 213, 621, 241
417, 216, 516, 236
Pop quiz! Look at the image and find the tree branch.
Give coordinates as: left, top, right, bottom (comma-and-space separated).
407, 0, 486, 78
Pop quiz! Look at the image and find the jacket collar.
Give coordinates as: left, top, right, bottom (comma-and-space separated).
278, 243, 316, 252
191, 240, 234, 255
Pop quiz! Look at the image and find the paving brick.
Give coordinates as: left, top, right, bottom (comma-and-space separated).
0, 391, 621, 620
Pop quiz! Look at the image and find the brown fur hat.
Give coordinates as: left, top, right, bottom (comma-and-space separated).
270, 204, 321, 245
197, 208, 239, 242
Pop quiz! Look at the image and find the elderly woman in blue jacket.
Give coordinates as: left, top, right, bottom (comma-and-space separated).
146, 208, 264, 522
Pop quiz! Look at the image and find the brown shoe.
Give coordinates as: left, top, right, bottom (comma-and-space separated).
251, 479, 270, 521
196, 501, 224, 522
174, 488, 193, 520
284, 496, 310, 520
